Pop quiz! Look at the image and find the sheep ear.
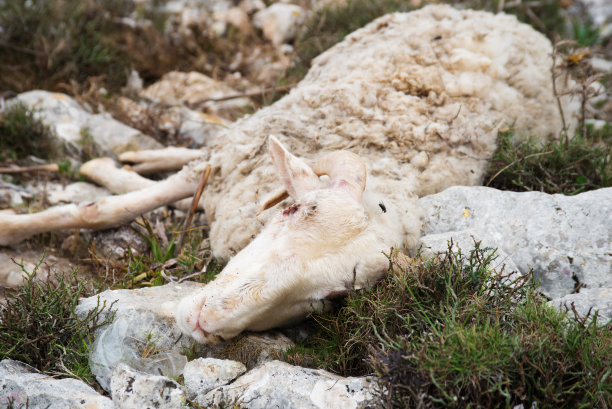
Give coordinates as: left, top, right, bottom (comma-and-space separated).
269, 136, 321, 201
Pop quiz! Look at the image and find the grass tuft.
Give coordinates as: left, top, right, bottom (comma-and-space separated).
282, 245, 612, 408
0, 258, 114, 384
485, 127, 612, 195
102, 216, 225, 289
0, 102, 59, 162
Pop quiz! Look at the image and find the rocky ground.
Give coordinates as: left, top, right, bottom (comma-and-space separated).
0, 0, 611, 408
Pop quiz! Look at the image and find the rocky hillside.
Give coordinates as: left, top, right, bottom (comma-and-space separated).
0, 1, 611, 408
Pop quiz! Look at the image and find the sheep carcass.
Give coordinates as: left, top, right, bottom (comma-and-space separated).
0, 6, 577, 342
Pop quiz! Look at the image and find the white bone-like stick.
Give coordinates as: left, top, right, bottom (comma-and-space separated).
119, 148, 204, 174
79, 158, 202, 210
0, 161, 207, 246
80, 158, 156, 193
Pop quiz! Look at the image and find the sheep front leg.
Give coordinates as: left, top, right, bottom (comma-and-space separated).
80, 158, 203, 210
0, 160, 209, 246
119, 147, 205, 175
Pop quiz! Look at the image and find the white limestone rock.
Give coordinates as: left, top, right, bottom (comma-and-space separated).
0, 251, 76, 287
420, 186, 612, 309
76, 283, 294, 393
76, 283, 206, 391
13, 91, 162, 157
183, 358, 246, 399
552, 288, 612, 322
0, 359, 113, 409
110, 363, 186, 409
140, 71, 251, 119
44, 181, 111, 205
197, 360, 380, 409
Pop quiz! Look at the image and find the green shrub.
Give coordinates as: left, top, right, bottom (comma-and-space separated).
0, 259, 114, 384
0, 0, 131, 92
0, 102, 59, 161
283, 245, 612, 408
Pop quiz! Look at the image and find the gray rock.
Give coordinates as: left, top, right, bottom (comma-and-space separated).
183, 358, 246, 399
0, 180, 34, 208
92, 225, 148, 261
110, 364, 186, 409
0, 251, 76, 287
76, 283, 206, 391
576, 0, 612, 38
140, 71, 250, 119
198, 360, 380, 409
44, 181, 111, 205
0, 359, 113, 409
552, 287, 612, 322
13, 91, 162, 158
420, 186, 612, 315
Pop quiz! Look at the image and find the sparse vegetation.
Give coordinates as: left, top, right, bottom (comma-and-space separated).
0, 0, 130, 92
282, 245, 612, 408
0, 259, 114, 384
0, 0, 611, 406
0, 102, 59, 161
485, 126, 612, 195
106, 216, 225, 289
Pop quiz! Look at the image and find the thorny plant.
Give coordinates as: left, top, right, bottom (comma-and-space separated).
282, 243, 612, 408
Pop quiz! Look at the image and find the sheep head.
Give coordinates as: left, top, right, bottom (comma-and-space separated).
176, 136, 402, 343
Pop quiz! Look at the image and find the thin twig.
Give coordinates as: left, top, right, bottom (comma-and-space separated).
551, 40, 578, 144
0, 164, 59, 174
191, 84, 296, 106
486, 150, 553, 186
174, 164, 211, 255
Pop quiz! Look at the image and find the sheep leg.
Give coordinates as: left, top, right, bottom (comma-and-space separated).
0, 160, 209, 246
80, 158, 203, 210
119, 147, 205, 175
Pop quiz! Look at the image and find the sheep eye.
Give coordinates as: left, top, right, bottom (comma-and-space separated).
379, 202, 387, 213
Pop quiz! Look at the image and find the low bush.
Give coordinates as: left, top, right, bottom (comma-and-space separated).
283, 245, 612, 408
0, 102, 58, 161
0, 259, 114, 384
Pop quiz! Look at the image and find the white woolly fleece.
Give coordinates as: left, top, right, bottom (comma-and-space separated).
176, 5, 577, 260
